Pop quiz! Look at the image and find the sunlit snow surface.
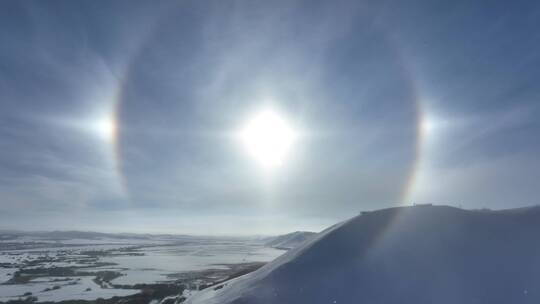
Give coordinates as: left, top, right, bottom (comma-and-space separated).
0, 235, 284, 302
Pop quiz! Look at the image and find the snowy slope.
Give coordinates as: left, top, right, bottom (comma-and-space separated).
186, 205, 540, 304
264, 231, 316, 250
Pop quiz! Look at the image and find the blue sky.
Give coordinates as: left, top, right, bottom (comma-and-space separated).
0, 0, 539, 234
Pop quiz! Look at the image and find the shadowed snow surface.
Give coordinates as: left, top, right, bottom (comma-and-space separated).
186, 205, 540, 304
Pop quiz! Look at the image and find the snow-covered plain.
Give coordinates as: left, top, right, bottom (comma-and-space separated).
102, 243, 283, 285
0, 268, 15, 284
0, 277, 138, 302
186, 205, 540, 304
0, 234, 285, 302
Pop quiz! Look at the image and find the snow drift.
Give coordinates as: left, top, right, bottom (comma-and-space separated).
186, 205, 540, 304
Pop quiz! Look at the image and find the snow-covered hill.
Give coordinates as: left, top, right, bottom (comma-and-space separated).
264, 231, 316, 250
186, 205, 540, 304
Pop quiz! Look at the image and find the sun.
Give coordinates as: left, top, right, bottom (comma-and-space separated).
238, 109, 297, 169
92, 115, 117, 142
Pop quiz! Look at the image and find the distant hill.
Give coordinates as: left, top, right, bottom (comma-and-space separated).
186, 205, 540, 304
0, 230, 151, 240
0, 230, 203, 241
263, 231, 316, 250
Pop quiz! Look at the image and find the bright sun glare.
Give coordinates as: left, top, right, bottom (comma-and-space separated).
93, 115, 117, 142
239, 109, 297, 169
